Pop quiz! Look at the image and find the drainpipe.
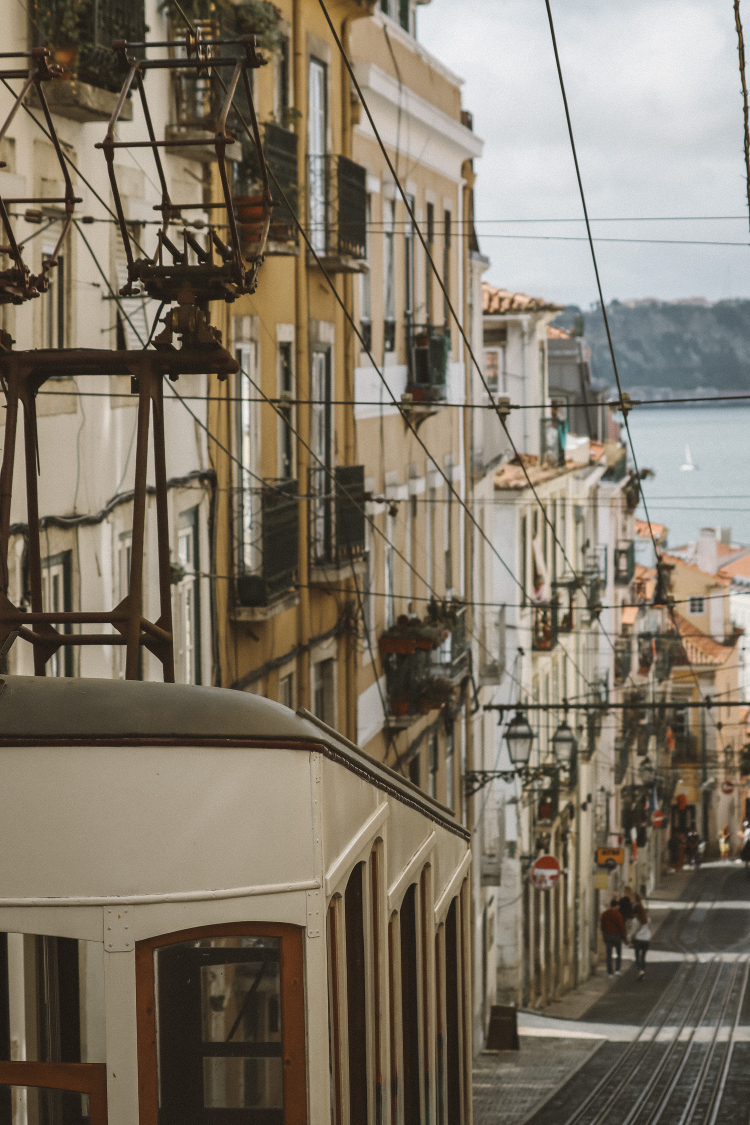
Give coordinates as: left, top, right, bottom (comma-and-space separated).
573, 755, 581, 987
293, 0, 311, 709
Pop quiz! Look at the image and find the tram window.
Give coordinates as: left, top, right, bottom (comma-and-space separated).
444, 900, 461, 1125
400, 885, 421, 1124
154, 936, 283, 1121
370, 850, 383, 1124
344, 864, 368, 1124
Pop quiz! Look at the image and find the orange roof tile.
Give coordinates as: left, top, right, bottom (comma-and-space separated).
674, 613, 736, 664
719, 554, 750, 580
493, 454, 576, 491
482, 282, 564, 315
547, 324, 570, 339
662, 553, 732, 585
635, 518, 668, 542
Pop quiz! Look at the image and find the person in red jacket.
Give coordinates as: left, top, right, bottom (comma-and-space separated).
601, 897, 628, 976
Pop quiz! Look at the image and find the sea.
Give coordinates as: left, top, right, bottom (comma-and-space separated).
625, 405, 750, 551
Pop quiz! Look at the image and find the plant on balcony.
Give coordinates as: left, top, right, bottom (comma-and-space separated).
418, 676, 455, 712
379, 614, 442, 655
160, 0, 283, 49
424, 597, 460, 638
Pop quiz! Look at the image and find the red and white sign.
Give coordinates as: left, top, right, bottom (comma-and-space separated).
722, 780, 734, 795
530, 854, 561, 890
652, 809, 666, 829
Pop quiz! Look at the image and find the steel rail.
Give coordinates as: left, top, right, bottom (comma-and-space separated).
702, 956, 750, 1125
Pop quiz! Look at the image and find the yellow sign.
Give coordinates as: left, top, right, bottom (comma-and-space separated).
594, 873, 610, 890
596, 847, 625, 866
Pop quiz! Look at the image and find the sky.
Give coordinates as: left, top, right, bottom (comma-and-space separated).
417, 0, 750, 308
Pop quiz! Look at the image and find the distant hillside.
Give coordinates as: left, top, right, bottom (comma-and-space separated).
552, 300, 750, 393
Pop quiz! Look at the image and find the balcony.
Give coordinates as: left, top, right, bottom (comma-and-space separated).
429, 602, 469, 681
614, 635, 632, 685
309, 464, 367, 583
234, 122, 299, 257
379, 613, 456, 726
307, 154, 367, 272
614, 540, 635, 585
29, 0, 143, 120
405, 322, 450, 408
531, 600, 558, 652
233, 479, 299, 621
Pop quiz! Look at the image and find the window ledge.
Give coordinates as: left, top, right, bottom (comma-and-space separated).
29, 80, 133, 123
309, 557, 367, 585
308, 253, 368, 274
231, 589, 299, 622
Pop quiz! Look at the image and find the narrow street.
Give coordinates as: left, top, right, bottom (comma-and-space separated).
475, 862, 750, 1125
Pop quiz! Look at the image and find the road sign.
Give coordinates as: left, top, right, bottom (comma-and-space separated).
722, 780, 734, 795
652, 809, 666, 829
596, 847, 625, 867
530, 854, 561, 890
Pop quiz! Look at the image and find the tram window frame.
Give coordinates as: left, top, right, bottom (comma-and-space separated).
344, 864, 368, 1124
444, 898, 462, 1125
134, 923, 307, 1125
399, 885, 421, 1124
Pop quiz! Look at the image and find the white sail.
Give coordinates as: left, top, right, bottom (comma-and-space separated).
680, 444, 695, 471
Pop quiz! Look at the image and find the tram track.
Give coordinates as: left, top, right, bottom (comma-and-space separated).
527, 876, 750, 1125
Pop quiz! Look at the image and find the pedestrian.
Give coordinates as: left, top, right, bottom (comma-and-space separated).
632, 894, 651, 980
720, 824, 732, 860
618, 885, 634, 928
676, 829, 687, 870
600, 897, 628, 977
667, 832, 680, 872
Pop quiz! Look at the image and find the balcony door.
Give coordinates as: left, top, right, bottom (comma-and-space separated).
308, 59, 327, 254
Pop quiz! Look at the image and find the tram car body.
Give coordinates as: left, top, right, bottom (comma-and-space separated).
0, 677, 472, 1125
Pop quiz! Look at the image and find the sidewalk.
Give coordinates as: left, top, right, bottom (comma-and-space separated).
472, 869, 696, 1124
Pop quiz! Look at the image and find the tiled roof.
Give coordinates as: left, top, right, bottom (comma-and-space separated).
674, 612, 736, 665
493, 444, 605, 491
635, 518, 668, 542
482, 283, 564, 315
547, 324, 570, 339
661, 553, 731, 586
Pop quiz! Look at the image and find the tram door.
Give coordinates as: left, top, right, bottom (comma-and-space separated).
146, 930, 306, 1125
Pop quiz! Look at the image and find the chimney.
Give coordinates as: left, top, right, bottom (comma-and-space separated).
720, 527, 731, 546
697, 528, 718, 574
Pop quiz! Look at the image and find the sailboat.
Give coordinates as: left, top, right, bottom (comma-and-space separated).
681, 444, 696, 471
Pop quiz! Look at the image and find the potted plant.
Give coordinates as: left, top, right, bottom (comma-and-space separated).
419, 677, 455, 712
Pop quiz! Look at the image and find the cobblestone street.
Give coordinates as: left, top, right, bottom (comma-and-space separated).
473, 1037, 603, 1125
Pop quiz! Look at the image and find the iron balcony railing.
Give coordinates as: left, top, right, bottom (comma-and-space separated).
614, 635, 632, 685
32, 0, 146, 90
234, 122, 298, 255
309, 464, 366, 570
614, 540, 635, 585
431, 603, 469, 680
406, 322, 450, 400
307, 154, 367, 262
235, 479, 298, 607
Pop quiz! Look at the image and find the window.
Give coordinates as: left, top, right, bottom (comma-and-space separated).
689, 596, 705, 615
443, 210, 451, 326
344, 865, 368, 1124
308, 58, 327, 254
399, 886, 421, 1124
175, 508, 201, 685
407, 491, 417, 606
385, 510, 395, 628
445, 899, 462, 1125
43, 240, 65, 350
236, 341, 259, 575
425, 202, 434, 324
485, 350, 499, 392
428, 733, 438, 798
314, 657, 335, 726
42, 551, 72, 677
427, 484, 436, 591
279, 671, 294, 710
404, 194, 415, 326
278, 341, 294, 479
310, 348, 332, 559
141, 928, 305, 1125
445, 728, 454, 809
520, 514, 528, 605
383, 198, 396, 351
274, 37, 290, 123
360, 195, 372, 351
399, 0, 410, 32
444, 456, 453, 591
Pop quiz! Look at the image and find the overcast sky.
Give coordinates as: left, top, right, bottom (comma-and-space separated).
418, 0, 750, 308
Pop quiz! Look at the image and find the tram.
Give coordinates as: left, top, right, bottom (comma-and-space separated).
0, 675, 472, 1125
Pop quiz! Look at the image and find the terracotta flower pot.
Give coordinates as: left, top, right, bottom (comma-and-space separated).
395, 638, 416, 655
379, 637, 398, 654
390, 698, 410, 716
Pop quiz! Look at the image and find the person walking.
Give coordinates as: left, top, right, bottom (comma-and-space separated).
618, 885, 635, 937
720, 824, 732, 860
632, 894, 651, 980
601, 898, 628, 976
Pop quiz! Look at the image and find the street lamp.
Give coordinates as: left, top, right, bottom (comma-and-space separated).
552, 719, 577, 768
505, 710, 534, 767
639, 756, 656, 786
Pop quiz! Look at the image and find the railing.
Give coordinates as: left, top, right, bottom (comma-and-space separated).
614, 635, 632, 685
406, 322, 450, 401
614, 738, 630, 785
309, 464, 366, 571
672, 731, 699, 763
235, 479, 298, 606
31, 0, 146, 91
307, 154, 367, 262
431, 603, 469, 680
531, 600, 558, 652
614, 540, 635, 585
235, 122, 298, 255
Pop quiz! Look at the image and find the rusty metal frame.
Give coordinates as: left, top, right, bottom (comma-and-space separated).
96, 31, 271, 318
0, 346, 237, 680
0, 48, 80, 306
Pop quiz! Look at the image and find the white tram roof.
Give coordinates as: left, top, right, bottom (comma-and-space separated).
0, 675, 466, 837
